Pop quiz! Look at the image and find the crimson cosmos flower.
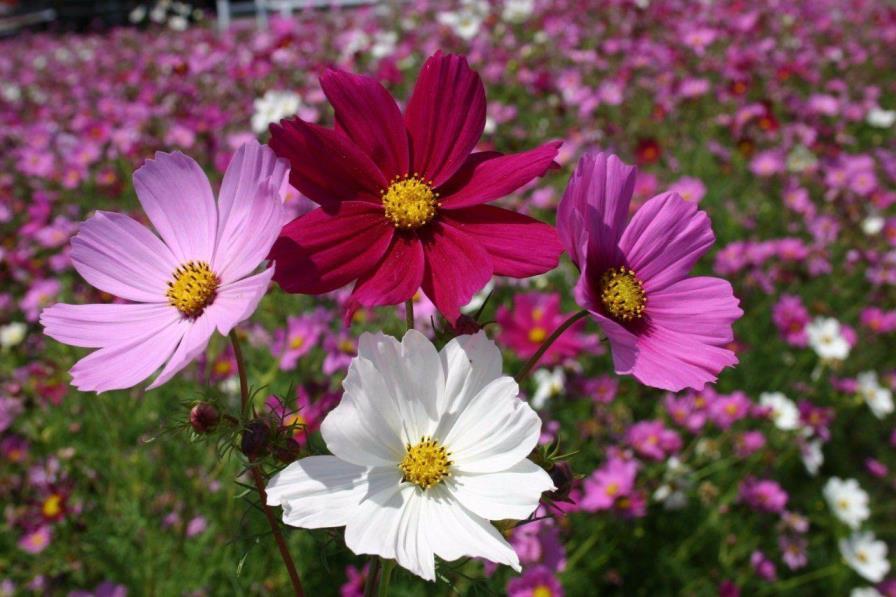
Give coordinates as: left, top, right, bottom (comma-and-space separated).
267, 52, 563, 322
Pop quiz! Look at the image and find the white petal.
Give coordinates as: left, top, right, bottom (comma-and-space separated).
395, 490, 436, 581
356, 330, 443, 443
425, 485, 520, 571
447, 459, 553, 520
323, 356, 406, 467
266, 455, 370, 529
440, 376, 542, 473
439, 331, 503, 420
344, 481, 408, 560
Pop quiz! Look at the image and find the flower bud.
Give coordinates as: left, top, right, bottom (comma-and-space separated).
189, 402, 220, 434
241, 419, 271, 461
546, 460, 574, 502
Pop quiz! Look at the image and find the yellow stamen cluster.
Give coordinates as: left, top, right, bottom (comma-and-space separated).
381, 174, 439, 229
166, 261, 219, 319
528, 327, 547, 343
600, 266, 646, 322
399, 436, 452, 490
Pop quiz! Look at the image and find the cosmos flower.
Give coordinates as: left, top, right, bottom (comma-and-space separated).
497, 292, 589, 366
857, 372, 894, 419
806, 317, 851, 361
840, 532, 891, 583
268, 52, 563, 323
824, 477, 870, 529
265, 330, 552, 580
41, 141, 287, 392
758, 392, 800, 431
557, 152, 742, 391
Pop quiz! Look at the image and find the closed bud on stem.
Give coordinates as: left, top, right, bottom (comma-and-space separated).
546, 460, 574, 502
189, 402, 220, 434
241, 418, 271, 461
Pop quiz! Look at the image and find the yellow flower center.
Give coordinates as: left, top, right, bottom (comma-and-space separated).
166, 261, 219, 318
290, 335, 305, 350
600, 266, 646, 321
533, 587, 553, 597
42, 494, 62, 518
381, 175, 439, 229
399, 436, 452, 489
528, 327, 547, 343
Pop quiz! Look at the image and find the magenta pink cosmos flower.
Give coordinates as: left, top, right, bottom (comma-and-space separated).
557, 152, 742, 392
41, 141, 288, 393
497, 292, 588, 366
268, 52, 563, 322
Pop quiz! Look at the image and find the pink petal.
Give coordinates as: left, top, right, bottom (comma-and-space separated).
618, 192, 714, 293
207, 267, 275, 336
268, 118, 386, 209
41, 302, 176, 348
147, 313, 217, 390
441, 205, 562, 277
320, 68, 409, 179
71, 211, 177, 303
404, 52, 486, 187
213, 141, 288, 283
623, 277, 741, 392
438, 142, 561, 209
270, 202, 394, 294
420, 222, 493, 323
133, 151, 218, 264
346, 234, 425, 319
68, 317, 190, 393
557, 152, 636, 270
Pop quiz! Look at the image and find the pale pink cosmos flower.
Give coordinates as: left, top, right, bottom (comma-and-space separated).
41, 141, 288, 393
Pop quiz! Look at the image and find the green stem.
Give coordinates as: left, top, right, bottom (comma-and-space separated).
363, 557, 381, 597
229, 330, 305, 597
515, 309, 590, 383
405, 299, 415, 331
378, 559, 395, 596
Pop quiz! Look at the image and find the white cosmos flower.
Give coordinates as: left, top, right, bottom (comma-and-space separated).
266, 330, 553, 581
502, 0, 535, 22
801, 439, 823, 476
824, 477, 870, 529
851, 588, 883, 597
438, 0, 489, 40
0, 322, 27, 349
759, 391, 800, 431
252, 90, 303, 135
806, 317, 850, 361
857, 371, 894, 419
867, 107, 896, 129
840, 531, 891, 583
531, 367, 565, 410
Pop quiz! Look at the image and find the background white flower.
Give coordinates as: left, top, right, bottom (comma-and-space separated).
0, 322, 27, 349
806, 317, 850, 361
266, 330, 553, 580
840, 531, 890, 582
531, 367, 565, 410
823, 477, 870, 529
801, 440, 823, 476
759, 392, 800, 431
857, 371, 894, 419
252, 90, 303, 135
866, 107, 896, 128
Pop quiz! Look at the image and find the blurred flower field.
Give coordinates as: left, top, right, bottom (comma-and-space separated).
2, 0, 896, 594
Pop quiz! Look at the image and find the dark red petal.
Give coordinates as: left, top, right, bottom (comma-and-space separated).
344, 234, 425, 321
320, 68, 409, 180
442, 205, 563, 277
419, 221, 493, 323
269, 202, 393, 294
404, 52, 486, 187
268, 118, 387, 210
438, 142, 562, 209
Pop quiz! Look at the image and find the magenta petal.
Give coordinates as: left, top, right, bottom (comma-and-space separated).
41, 302, 176, 348
404, 52, 486, 187
68, 317, 190, 393
214, 141, 288, 283
346, 234, 425, 318
629, 277, 741, 392
270, 202, 394, 294
618, 192, 714, 293
71, 211, 178, 303
320, 68, 409, 179
557, 152, 636, 269
133, 151, 218, 264
441, 205, 562, 278
420, 222, 493, 323
268, 118, 387, 209
438, 142, 561, 209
